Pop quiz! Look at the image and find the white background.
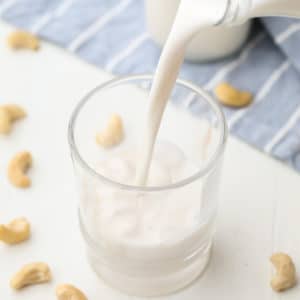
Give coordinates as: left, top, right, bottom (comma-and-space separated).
0, 22, 300, 300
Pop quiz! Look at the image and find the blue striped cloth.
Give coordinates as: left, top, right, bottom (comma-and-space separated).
1, 0, 300, 172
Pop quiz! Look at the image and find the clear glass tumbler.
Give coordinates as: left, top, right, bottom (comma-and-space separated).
68, 75, 227, 296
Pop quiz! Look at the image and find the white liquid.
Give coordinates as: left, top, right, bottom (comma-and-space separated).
94, 145, 198, 243
82, 142, 216, 296
135, 0, 227, 185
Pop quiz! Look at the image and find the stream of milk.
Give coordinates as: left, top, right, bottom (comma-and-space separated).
134, 0, 228, 185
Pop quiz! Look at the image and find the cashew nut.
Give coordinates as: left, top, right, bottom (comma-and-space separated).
270, 252, 297, 292
96, 114, 124, 148
0, 217, 30, 244
8, 151, 32, 188
10, 262, 51, 290
214, 82, 253, 108
7, 30, 40, 50
0, 104, 26, 134
3, 104, 27, 120
56, 284, 88, 300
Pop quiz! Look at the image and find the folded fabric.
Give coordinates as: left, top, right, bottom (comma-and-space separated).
1, 0, 300, 172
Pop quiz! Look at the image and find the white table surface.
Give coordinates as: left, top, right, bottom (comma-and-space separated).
0, 21, 300, 300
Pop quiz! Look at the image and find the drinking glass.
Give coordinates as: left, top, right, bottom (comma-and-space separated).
68, 75, 227, 296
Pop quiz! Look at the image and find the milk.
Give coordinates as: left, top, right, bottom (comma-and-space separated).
81, 138, 218, 296
91, 145, 200, 243
135, 1, 228, 185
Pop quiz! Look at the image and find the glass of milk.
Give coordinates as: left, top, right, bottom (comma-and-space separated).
68, 75, 227, 296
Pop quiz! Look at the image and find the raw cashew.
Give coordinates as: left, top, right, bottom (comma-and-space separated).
0, 104, 26, 134
0, 217, 30, 244
56, 284, 88, 300
270, 252, 297, 292
10, 262, 51, 290
7, 30, 40, 50
3, 104, 27, 121
214, 82, 253, 108
96, 114, 124, 148
8, 151, 32, 188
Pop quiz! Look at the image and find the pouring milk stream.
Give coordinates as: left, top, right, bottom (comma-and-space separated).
135, 0, 300, 186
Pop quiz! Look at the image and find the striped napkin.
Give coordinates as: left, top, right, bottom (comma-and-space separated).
1, 0, 300, 172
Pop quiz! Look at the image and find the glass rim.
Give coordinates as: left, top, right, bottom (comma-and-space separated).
68, 74, 228, 192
